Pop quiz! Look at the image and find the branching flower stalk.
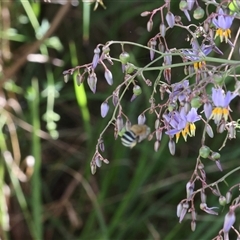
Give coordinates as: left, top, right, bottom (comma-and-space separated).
64, 1, 240, 238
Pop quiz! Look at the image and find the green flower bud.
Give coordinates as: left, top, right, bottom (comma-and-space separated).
133, 85, 142, 96
213, 74, 225, 85
199, 145, 210, 158
179, 0, 187, 11
125, 63, 135, 74
211, 152, 221, 160
191, 96, 202, 108
119, 52, 130, 64
219, 196, 227, 206
193, 7, 205, 20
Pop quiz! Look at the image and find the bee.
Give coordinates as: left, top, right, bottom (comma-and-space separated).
121, 124, 150, 148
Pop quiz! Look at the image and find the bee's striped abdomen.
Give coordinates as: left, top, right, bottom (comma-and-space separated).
121, 130, 137, 148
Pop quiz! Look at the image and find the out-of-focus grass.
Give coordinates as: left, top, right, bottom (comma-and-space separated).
1, 1, 240, 240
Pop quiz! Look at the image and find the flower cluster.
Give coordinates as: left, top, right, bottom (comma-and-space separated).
64, 1, 240, 239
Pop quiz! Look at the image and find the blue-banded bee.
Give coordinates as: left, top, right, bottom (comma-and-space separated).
121, 124, 150, 148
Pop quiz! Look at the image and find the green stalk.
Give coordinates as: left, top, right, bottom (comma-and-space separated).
28, 78, 42, 240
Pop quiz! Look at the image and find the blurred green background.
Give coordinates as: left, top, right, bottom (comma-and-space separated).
1, 1, 240, 239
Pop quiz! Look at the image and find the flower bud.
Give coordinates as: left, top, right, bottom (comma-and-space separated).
191, 221, 196, 232
76, 73, 84, 86
116, 116, 124, 132
95, 156, 102, 168
112, 92, 119, 106
213, 74, 224, 86
179, 0, 188, 11
133, 85, 142, 96
217, 121, 225, 133
228, 123, 236, 139
223, 208, 236, 233
186, 181, 194, 199
138, 113, 146, 125
206, 124, 214, 138
92, 47, 100, 69
99, 140, 105, 152
158, 42, 165, 52
200, 190, 207, 203
166, 12, 175, 28
155, 119, 160, 129
191, 97, 202, 108
141, 11, 151, 17
204, 102, 212, 119
219, 196, 227, 206
125, 120, 131, 131
168, 139, 175, 155
149, 39, 157, 60
119, 52, 130, 64
87, 73, 97, 93
90, 162, 97, 175
104, 69, 113, 85
154, 141, 160, 152
63, 73, 69, 83
193, 7, 205, 20
211, 152, 221, 160
226, 191, 232, 204
177, 203, 183, 217
159, 23, 167, 37
155, 129, 162, 141
125, 63, 135, 74
147, 19, 153, 32
199, 145, 210, 158
100, 101, 109, 118
103, 158, 109, 164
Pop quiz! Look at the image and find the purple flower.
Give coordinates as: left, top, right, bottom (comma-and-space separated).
182, 40, 213, 70
169, 80, 190, 103
164, 108, 200, 142
212, 8, 235, 43
211, 88, 237, 124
